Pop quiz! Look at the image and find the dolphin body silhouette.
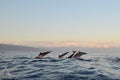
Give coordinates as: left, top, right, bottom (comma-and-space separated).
67, 50, 77, 58
35, 51, 51, 59
73, 51, 87, 58
58, 52, 69, 59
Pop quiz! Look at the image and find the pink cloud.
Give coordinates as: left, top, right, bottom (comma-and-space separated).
17, 41, 120, 48
0, 40, 120, 48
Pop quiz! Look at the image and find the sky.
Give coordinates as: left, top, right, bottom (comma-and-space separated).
0, 0, 120, 48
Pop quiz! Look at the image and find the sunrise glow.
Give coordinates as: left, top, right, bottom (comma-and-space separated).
0, 0, 120, 48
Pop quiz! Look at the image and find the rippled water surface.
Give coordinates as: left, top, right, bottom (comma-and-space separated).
0, 51, 120, 80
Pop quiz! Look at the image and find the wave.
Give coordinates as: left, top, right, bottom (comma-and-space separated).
0, 55, 120, 80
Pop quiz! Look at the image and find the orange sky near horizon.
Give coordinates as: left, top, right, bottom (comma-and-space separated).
0, 0, 120, 48
0, 40, 120, 48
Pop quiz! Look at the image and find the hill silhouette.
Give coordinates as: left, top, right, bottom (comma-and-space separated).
0, 44, 45, 52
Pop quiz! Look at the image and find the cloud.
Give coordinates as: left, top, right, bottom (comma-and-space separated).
0, 41, 17, 44
19, 41, 77, 47
15, 41, 120, 48
0, 40, 120, 48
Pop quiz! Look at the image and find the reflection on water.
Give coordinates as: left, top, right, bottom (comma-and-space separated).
0, 51, 120, 80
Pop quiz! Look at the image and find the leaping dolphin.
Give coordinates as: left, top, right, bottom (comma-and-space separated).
73, 51, 87, 58
58, 52, 69, 59
35, 51, 51, 59
67, 50, 77, 58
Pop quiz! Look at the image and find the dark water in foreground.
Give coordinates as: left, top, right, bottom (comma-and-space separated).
0, 51, 120, 80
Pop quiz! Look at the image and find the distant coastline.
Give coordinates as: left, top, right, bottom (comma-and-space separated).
0, 43, 45, 52
0, 43, 120, 53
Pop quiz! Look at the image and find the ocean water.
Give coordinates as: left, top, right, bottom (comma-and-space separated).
0, 50, 120, 80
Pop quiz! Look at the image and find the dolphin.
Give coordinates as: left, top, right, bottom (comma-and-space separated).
73, 51, 87, 58
35, 51, 51, 59
58, 52, 69, 58
67, 50, 77, 58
